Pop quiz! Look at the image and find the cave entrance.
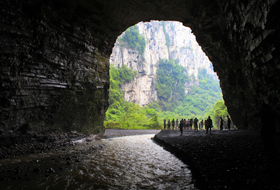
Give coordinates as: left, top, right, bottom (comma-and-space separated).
105, 21, 229, 130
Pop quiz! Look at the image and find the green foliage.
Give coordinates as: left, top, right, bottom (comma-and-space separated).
106, 22, 229, 130
156, 59, 189, 103
105, 64, 162, 129
106, 60, 225, 130
205, 100, 229, 129
153, 63, 222, 120
119, 25, 146, 56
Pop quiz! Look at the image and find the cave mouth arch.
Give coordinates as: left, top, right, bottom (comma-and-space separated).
106, 20, 225, 129
1, 0, 280, 138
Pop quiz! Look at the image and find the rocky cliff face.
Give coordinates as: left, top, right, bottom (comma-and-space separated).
0, 1, 110, 138
110, 21, 216, 106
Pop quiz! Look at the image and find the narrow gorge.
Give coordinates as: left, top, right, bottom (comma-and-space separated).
110, 21, 217, 106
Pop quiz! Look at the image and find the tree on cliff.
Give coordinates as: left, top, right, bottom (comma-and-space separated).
119, 25, 146, 56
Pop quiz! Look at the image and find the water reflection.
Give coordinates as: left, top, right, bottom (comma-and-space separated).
0, 135, 195, 189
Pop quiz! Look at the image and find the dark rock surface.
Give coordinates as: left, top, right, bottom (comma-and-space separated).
0, 132, 103, 159
153, 130, 280, 190
1, 1, 280, 146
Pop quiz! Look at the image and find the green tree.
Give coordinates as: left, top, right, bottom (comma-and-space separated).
119, 25, 146, 56
206, 100, 229, 128
156, 59, 189, 104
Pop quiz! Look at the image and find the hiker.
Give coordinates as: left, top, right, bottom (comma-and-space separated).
206, 116, 213, 134
163, 119, 166, 130
186, 119, 190, 129
176, 119, 179, 129
194, 118, 198, 131
167, 119, 171, 130
220, 117, 224, 131
179, 119, 184, 135
189, 119, 193, 130
172, 119, 175, 130
200, 120, 204, 130
227, 115, 231, 130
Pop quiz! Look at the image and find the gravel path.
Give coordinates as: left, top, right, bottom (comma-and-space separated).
153, 129, 280, 190
103, 129, 161, 139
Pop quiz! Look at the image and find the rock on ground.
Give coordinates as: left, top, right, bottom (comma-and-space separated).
153, 129, 280, 190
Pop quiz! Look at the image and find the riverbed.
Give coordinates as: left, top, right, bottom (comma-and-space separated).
0, 133, 196, 189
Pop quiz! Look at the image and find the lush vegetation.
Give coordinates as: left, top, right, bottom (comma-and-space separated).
206, 100, 230, 129
153, 60, 223, 120
105, 60, 230, 129
105, 64, 161, 129
119, 25, 146, 56
156, 59, 190, 102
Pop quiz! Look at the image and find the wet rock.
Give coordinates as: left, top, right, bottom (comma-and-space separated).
154, 130, 280, 190
46, 168, 55, 173
33, 168, 41, 173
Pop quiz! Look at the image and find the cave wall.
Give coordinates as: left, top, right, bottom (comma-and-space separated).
1, 0, 280, 138
0, 0, 111, 136
188, 0, 280, 130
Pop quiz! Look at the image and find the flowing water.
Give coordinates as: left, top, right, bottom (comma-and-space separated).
0, 134, 196, 189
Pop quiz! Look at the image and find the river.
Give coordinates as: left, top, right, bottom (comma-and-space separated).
0, 134, 196, 189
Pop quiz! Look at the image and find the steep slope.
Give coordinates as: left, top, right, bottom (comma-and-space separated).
110, 21, 217, 106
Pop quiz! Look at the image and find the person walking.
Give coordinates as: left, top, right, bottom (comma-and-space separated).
176, 119, 179, 129
163, 119, 166, 130
189, 119, 193, 130
220, 117, 224, 131
194, 118, 198, 131
172, 119, 175, 130
167, 119, 171, 130
200, 120, 204, 130
227, 115, 231, 130
206, 116, 213, 134
179, 119, 184, 136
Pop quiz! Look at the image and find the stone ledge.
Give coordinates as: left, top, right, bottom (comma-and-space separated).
0, 132, 104, 159
153, 129, 280, 190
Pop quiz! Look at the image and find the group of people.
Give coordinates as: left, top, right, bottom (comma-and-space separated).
219, 115, 232, 131
163, 115, 232, 135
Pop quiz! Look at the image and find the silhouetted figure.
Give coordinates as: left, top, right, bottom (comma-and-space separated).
227, 115, 231, 130
200, 120, 204, 130
205, 116, 213, 134
258, 104, 277, 163
186, 119, 190, 129
163, 119, 166, 130
194, 118, 198, 131
167, 119, 171, 130
189, 119, 193, 130
220, 117, 224, 131
172, 119, 175, 130
183, 119, 186, 129
179, 119, 184, 135
176, 119, 179, 129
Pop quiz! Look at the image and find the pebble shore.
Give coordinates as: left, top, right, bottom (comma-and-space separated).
153, 129, 280, 190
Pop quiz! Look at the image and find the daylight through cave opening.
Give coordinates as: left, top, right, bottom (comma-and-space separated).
105, 21, 228, 130
1, 0, 280, 140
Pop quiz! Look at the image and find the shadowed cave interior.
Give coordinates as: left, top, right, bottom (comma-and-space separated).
0, 0, 280, 152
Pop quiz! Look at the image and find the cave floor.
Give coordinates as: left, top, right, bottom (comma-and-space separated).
154, 129, 280, 190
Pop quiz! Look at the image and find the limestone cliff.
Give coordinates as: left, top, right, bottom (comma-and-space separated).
110, 21, 216, 106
